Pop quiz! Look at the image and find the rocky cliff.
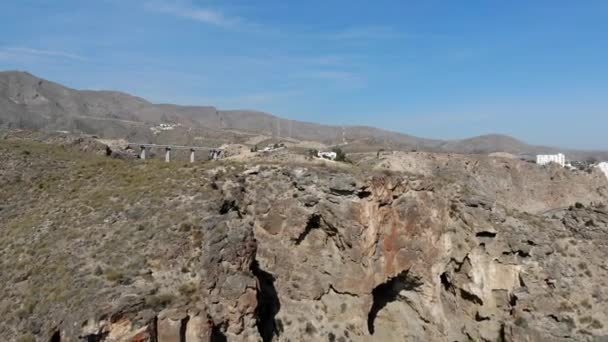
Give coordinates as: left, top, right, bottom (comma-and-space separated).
1, 135, 608, 341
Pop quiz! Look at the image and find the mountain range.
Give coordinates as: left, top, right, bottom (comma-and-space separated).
1, 70, 605, 160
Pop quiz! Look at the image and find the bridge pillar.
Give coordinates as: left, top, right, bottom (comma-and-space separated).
209, 149, 222, 160
140, 146, 147, 160
190, 149, 195, 163
165, 147, 171, 162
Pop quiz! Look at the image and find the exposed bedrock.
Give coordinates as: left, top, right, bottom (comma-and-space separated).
3, 158, 608, 341
244, 167, 608, 341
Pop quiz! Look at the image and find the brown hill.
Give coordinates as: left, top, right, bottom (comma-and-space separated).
1, 70, 606, 160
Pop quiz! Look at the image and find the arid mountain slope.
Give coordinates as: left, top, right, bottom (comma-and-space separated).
0, 71, 430, 148
1, 134, 608, 341
2, 70, 607, 160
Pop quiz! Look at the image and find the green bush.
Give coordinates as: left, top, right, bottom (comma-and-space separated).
105, 268, 125, 283
306, 149, 319, 158
146, 293, 175, 310
332, 147, 349, 163
514, 316, 528, 328
178, 282, 197, 296
17, 334, 35, 342
590, 319, 604, 329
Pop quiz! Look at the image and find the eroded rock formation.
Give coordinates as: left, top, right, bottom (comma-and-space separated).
1, 138, 607, 341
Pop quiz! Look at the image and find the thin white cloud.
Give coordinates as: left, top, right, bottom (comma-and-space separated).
145, 1, 243, 28
1, 47, 86, 61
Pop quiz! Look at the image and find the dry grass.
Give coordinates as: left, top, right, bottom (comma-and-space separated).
0, 139, 231, 334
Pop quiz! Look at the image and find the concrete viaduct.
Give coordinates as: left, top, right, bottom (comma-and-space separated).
128, 143, 223, 163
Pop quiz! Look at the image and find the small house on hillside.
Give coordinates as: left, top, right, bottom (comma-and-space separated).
318, 151, 337, 160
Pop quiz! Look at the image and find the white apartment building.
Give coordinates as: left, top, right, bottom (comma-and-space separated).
536, 153, 566, 167
597, 162, 608, 179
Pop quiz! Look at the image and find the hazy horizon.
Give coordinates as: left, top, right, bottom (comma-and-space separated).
1, 1, 607, 149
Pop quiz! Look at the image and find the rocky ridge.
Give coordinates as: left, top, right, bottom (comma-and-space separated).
1, 135, 608, 341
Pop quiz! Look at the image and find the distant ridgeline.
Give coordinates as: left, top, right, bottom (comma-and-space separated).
2, 70, 608, 161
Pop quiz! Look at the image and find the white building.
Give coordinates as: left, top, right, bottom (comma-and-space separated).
597, 162, 608, 179
318, 151, 337, 160
536, 153, 566, 167
150, 123, 179, 135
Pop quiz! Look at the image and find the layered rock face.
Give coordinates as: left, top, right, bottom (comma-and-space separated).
1, 139, 608, 341
242, 166, 608, 341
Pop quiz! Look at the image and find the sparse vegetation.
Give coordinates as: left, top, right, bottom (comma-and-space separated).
580, 299, 592, 309
146, 293, 175, 310
307, 149, 319, 158
0, 138, 228, 335
558, 301, 574, 312
590, 319, 604, 329
332, 147, 350, 163
514, 316, 528, 328
1, 134, 608, 341
17, 334, 36, 342
105, 268, 126, 283
178, 282, 198, 296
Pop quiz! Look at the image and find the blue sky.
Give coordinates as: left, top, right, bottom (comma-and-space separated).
1, 0, 607, 148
